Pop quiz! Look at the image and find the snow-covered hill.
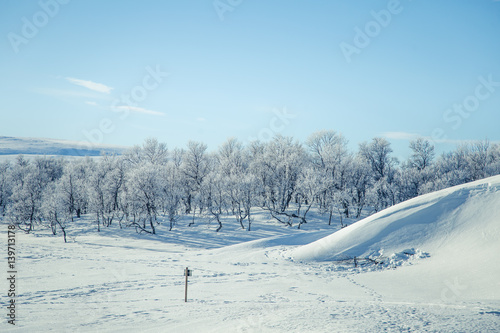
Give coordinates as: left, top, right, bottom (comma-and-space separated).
292, 175, 500, 266
290, 175, 500, 304
3, 176, 500, 332
0, 136, 126, 157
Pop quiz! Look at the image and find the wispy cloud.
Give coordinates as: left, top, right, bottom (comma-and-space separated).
196, 117, 207, 122
86, 101, 164, 117
114, 105, 165, 117
66, 77, 113, 94
35, 87, 111, 100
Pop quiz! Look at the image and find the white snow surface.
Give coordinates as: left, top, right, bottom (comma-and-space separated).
2, 176, 500, 332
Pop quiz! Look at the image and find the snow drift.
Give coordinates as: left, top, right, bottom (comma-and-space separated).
292, 175, 500, 264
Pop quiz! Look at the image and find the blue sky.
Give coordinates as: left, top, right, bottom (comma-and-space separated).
1, 0, 499, 159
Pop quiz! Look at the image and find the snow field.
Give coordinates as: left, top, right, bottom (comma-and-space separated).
2, 176, 500, 332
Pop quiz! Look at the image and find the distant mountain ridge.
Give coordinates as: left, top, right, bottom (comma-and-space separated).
0, 136, 127, 157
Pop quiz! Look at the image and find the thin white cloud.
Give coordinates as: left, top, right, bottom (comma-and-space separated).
114, 105, 165, 116
85, 101, 98, 106
34, 87, 111, 99
196, 117, 207, 122
66, 77, 113, 94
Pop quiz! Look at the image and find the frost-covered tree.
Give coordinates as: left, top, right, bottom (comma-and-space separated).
399, 138, 436, 201
87, 155, 124, 231
171, 147, 185, 168
41, 182, 72, 242
200, 171, 229, 232
486, 143, 500, 176
125, 163, 163, 234
359, 138, 398, 211
233, 173, 259, 231
359, 137, 397, 182
348, 156, 371, 218
33, 156, 65, 183
217, 138, 245, 176
214, 138, 254, 229
181, 141, 210, 214
9, 174, 38, 232
316, 156, 356, 226
123, 137, 168, 166
160, 162, 183, 231
0, 161, 12, 216
57, 159, 92, 219
431, 145, 473, 191
306, 130, 349, 176
3, 132, 498, 239
8, 157, 64, 232
429, 140, 491, 192
397, 167, 420, 201
306, 130, 351, 216
7, 156, 35, 230
408, 138, 435, 171
467, 140, 490, 181
257, 136, 306, 226
295, 166, 325, 228
10, 155, 30, 184
307, 131, 355, 222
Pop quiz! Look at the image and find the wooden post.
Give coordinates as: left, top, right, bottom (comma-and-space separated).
184, 267, 192, 302
354, 256, 357, 268
184, 267, 188, 302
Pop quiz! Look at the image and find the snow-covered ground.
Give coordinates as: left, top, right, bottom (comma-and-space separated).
2, 176, 500, 332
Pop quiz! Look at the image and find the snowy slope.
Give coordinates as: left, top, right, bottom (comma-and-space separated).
292, 175, 500, 264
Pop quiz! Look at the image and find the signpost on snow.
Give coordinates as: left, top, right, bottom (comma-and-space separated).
184, 267, 192, 302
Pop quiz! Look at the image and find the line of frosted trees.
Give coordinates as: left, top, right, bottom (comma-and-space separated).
0, 131, 499, 242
